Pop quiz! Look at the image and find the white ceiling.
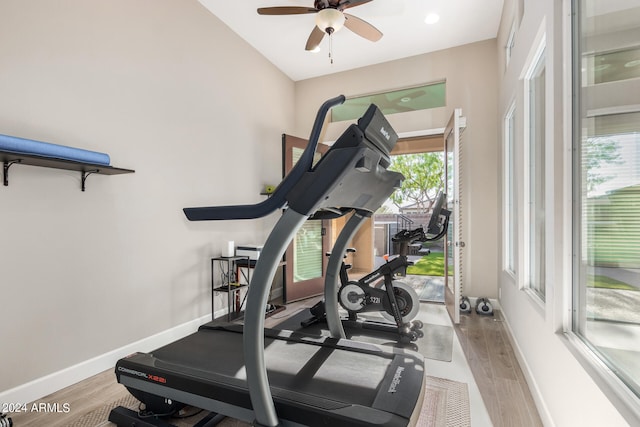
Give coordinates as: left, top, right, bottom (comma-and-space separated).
199, 0, 505, 81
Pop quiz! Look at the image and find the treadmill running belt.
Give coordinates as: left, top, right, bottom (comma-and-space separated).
116, 325, 425, 426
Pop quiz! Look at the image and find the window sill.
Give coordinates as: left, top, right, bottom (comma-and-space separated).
522, 287, 546, 314
503, 268, 517, 282
561, 331, 640, 425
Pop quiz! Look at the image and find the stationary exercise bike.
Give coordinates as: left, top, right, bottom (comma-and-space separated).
304, 192, 451, 342
302, 248, 422, 342
338, 240, 424, 340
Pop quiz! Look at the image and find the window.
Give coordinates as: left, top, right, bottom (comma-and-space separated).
524, 39, 546, 301
506, 23, 516, 67
291, 146, 323, 281
330, 82, 446, 122
573, 0, 640, 398
504, 102, 516, 275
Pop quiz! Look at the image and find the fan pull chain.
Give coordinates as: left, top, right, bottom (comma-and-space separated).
329, 33, 334, 65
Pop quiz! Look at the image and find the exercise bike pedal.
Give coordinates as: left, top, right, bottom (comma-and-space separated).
399, 334, 418, 344
399, 326, 419, 342
407, 331, 419, 342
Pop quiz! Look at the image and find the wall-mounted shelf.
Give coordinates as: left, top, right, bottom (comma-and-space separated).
1, 150, 134, 191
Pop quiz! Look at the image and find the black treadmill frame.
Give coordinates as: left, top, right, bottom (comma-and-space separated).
112, 97, 425, 427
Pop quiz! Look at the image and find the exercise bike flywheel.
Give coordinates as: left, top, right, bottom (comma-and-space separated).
338, 282, 367, 312
380, 280, 420, 323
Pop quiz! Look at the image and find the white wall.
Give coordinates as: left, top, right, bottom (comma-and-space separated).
0, 0, 294, 396
294, 40, 500, 301
497, 0, 633, 425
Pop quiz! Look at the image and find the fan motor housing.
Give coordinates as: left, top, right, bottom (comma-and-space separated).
316, 0, 340, 10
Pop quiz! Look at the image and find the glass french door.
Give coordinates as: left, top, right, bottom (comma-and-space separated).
444, 109, 465, 324
282, 134, 331, 302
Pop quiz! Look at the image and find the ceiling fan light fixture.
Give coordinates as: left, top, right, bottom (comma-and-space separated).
316, 8, 345, 33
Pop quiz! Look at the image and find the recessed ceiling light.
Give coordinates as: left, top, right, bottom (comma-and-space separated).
400, 97, 411, 103
424, 13, 440, 25
624, 59, 640, 68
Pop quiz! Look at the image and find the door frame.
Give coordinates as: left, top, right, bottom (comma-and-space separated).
282, 134, 331, 303
444, 108, 466, 324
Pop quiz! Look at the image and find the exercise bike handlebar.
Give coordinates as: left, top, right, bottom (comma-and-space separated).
392, 191, 451, 244
183, 95, 346, 221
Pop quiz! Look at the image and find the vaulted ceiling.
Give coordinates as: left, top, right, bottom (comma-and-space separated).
199, 0, 505, 81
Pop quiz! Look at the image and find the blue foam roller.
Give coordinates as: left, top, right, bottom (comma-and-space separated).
0, 133, 110, 165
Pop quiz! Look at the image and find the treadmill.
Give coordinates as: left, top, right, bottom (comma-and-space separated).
110, 96, 426, 427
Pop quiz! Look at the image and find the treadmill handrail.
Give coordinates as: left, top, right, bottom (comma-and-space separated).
183, 95, 346, 221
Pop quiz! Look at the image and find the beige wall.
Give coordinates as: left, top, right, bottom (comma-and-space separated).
295, 39, 500, 301
0, 0, 294, 394
351, 218, 375, 273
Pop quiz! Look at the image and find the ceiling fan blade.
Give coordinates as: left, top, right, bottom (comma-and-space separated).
257, 6, 318, 15
338, 0, 373, 11
305, 26, 325, 51
343, 13, 382, 42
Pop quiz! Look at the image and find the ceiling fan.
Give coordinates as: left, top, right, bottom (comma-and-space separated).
257, 0, 383, 54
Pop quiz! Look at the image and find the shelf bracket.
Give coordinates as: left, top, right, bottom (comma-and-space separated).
3, 159, 22, 186
81, 169, 100, 192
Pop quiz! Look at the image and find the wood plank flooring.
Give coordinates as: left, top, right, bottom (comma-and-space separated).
8, 304, 543, 427
456, 310, 543, 427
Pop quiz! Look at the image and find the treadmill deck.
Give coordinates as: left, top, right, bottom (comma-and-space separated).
116, 324, 425, 426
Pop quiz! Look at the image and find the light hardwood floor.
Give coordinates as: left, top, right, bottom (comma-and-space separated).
8, 302, 542, 427
456, 310, 543, 427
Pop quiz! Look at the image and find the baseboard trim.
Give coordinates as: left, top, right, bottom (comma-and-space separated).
0, 314, 211, 405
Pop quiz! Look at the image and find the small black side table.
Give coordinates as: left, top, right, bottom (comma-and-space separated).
211, 255, 249, 321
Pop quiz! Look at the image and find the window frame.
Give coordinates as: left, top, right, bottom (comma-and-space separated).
522, 28, 547, 304
503, 101, 517, 277
506, 22, 516, 68
566, 0, 640, 422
